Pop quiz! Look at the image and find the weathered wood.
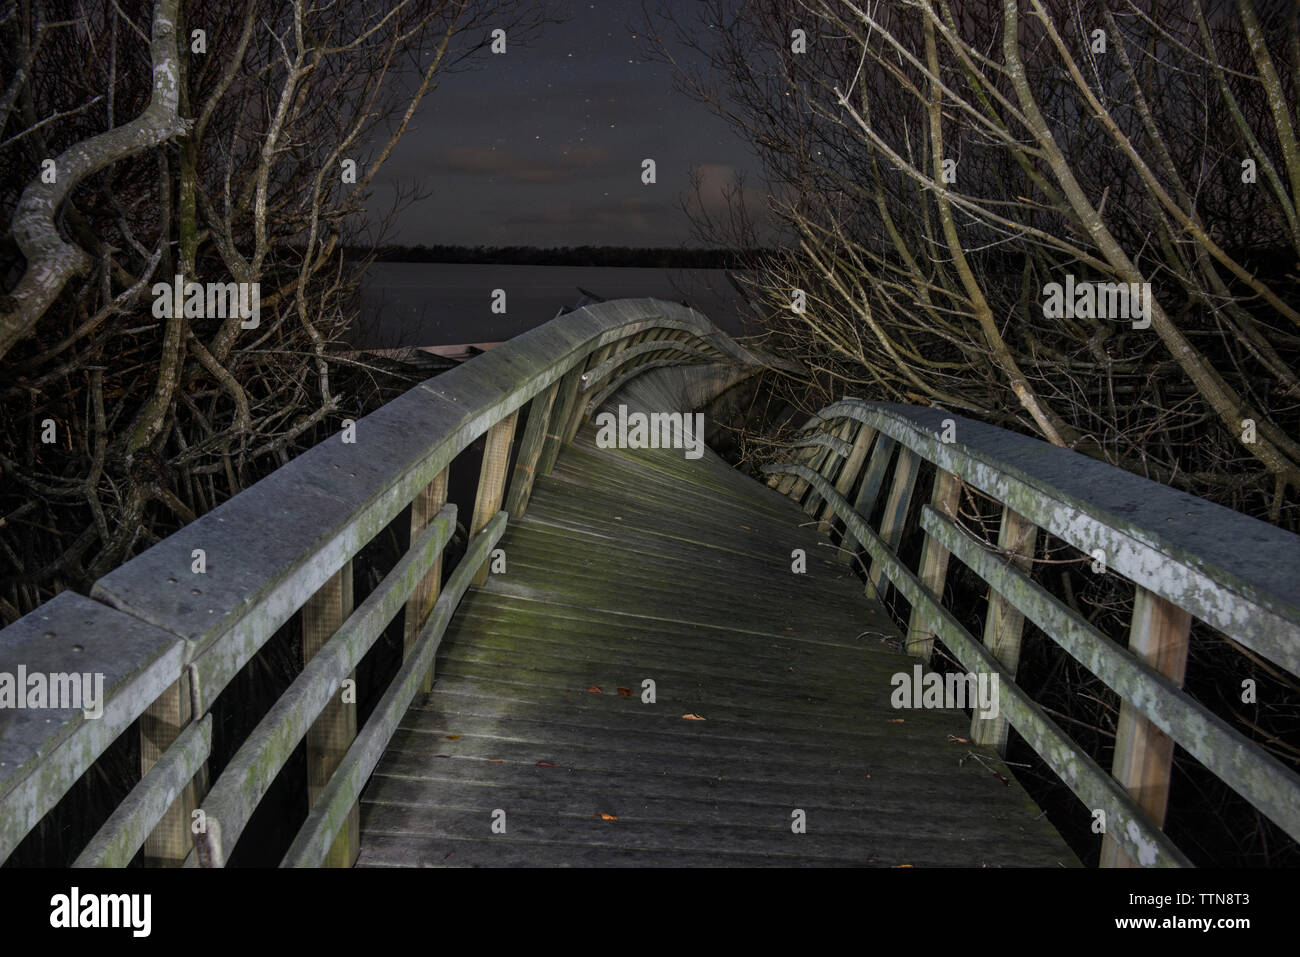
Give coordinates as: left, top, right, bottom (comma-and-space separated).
970, 507, 1038, 753
406, 468, 448, 694
0, 592, 185, 864
194, 508, 455, 867
840, 434, 897, 561
140, 671, 207, 866
302, 563, 358, 867
471, 411, 518, 585
819, 423, 876, 531
356, 430, 1074, 868
76, 716, 212, 868
816, 399, 1300, 677
921, 503, 1300, 847
538, 367, 583, 476
563, 346, 612, 444
284, 511, 509, 867
505, 385, 559, 519
774, 464, 1187, 867
1100, 587, 1192, 868
866, 446, 920, 599
905, 470, 962, 661
802, 422, 854, 520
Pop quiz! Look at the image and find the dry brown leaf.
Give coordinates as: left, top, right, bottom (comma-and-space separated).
599, 813, 619, 821
682, 713, 707, 721
445, 734, 461, 740
587, 685, 603, 694
887, 718, 905, 723
947, 735, 970, 743
536, 761, 557, 767
616, 686, 632, 696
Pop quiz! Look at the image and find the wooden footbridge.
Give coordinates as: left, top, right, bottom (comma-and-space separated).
2, 300, 1298, 868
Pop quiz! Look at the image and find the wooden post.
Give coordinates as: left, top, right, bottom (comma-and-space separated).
140, 672, 207, 866
538, 368, 582, 476
820, 423, 876, 529
866, 446, 920, 599
803, 422, 853, 521
969, 507, 1038, 753
1100, 587, 1192, 868
788, 443, 830, 504
840, 434, 897, 562
905, 469, 962, 661
404, 468, 448, 694
505, 383, 559, 519
471, 411, 519, 585
562, 347, 610, 444
302, 562, 358, 867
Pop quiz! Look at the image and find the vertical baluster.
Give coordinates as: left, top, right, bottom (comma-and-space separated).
302, 562, 357, 867
820, 422, 876, 530
840, 433, 897, 562
1100, 587, 1191, 867
140, 672, 206, 866
471, 411, 519, 585
405, 468, 448, 693
505, 383, 560, 519
905, 469, 962, 661
969, 507, 1037, 753
538, 368, 582, 476
866, 446, 920, 599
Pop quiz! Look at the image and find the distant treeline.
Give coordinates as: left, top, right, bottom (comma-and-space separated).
353, 245, 770, 268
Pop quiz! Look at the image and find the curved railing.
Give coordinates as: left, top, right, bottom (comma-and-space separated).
764, 400, 1300, 868
0, 298, 780, 867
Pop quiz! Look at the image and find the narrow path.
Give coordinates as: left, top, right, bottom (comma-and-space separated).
357, 379, 1075, 866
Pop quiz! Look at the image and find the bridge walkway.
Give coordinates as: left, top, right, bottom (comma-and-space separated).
356, 379, 1076, 866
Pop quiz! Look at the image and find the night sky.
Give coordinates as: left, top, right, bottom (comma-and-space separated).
366, 0, 762, 248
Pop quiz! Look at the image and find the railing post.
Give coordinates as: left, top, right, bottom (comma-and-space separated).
1100, 587, 1192, 867
840, 434, 897, 562
538, 368, 582, 476
905, 469, 962, 661
866, 446, 920, 599
820, 422, 876, 530
969, 507, 1038, 753
471, 410, 519, 585
302, 561, 358, 867
505, 382, 560, 519
405, 468, 448, 693
803, 422, 853, 521
562, 346, 611, 444
139, 672, 207, 866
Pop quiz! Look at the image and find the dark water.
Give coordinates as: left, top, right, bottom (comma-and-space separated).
353, 262, 758, 349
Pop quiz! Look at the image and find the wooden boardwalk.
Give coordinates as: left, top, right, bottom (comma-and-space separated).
355, 378, 1075, 867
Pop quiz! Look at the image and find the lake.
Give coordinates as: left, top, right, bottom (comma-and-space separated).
352, 262, 759, 349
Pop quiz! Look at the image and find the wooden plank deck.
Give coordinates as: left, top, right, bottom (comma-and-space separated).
356, 378, 1077, 867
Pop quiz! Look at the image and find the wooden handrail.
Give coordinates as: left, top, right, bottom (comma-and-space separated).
0, 298, 775, 867
764, 399, 1300, 868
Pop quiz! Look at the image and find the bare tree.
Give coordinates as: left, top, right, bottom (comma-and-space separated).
0, 0, 551, 622
646, 0, 1300, 528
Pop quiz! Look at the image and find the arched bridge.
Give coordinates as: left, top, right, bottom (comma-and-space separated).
2, 300, 1297, 867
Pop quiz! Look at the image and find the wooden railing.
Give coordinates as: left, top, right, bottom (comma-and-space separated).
764, 400, 1300, 868
0, 299, 779, 868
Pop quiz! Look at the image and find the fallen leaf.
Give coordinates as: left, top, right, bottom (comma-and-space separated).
536, 761, 557, 767
991, 771, 1010, 786
445, 734, 461, 740
682, 713, 707, 721
893, 864, 913, 868
740, 524, 751, 530
887, 718, 905, 724
587, 685, 603, 694
947, 735, 970, 743
599, 813, 619, 821
488, 759, 504, 763
616, 686, 632, 696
